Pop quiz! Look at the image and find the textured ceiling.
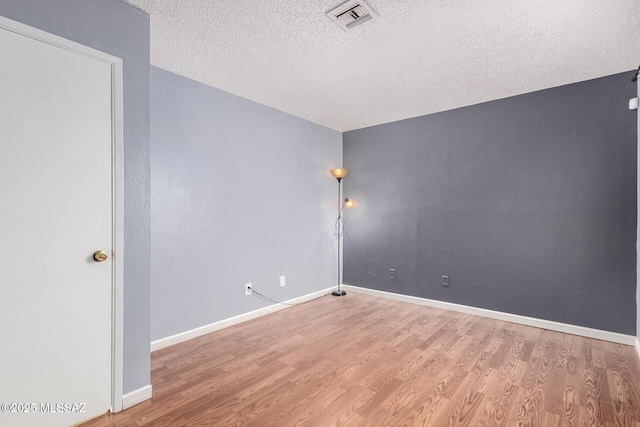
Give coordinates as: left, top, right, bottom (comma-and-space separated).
124, 0, 640, 131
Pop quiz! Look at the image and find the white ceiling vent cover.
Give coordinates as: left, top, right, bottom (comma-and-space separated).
326, 0, 378, 31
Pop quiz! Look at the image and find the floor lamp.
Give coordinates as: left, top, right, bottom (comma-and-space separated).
331, 168, 348, 296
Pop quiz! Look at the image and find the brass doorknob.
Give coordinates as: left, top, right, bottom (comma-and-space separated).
93, 250, 108, 262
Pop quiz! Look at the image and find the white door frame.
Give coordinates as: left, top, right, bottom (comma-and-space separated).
0, 16, 125, 413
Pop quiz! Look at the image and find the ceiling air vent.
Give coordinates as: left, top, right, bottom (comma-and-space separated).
326, 0, 378, 31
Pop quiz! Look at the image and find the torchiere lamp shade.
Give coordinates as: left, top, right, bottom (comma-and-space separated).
330, 168, 348, 179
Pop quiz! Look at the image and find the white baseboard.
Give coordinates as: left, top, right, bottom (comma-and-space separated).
342, 285, 636, 346
150, 287, 334, 352
122, 385, 152, 410
635, 338, 640, 358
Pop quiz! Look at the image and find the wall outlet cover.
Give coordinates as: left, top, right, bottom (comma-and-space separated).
279, 275, 286, 287
245, 283, 252, 296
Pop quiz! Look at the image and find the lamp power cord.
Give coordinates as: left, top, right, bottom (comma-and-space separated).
335, 212, 390, 278
247, 286, 328, 306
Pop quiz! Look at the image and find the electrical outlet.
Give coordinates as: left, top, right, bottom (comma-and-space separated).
279, 275, 286, 287
389, 268, 396, 279
245, 283, 252, 296
441, 275, 449, 287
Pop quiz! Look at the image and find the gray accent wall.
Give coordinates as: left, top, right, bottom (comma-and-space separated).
0, 0, 151, 393
150, 68, 341, 341
343, 71, 637, 335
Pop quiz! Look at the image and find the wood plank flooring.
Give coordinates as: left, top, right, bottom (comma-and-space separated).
82, 293, 640, 426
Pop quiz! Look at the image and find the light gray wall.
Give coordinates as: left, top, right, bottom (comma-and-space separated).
344, 71, 637, 335
0, 0, 151, 393
150, 68, 342, 341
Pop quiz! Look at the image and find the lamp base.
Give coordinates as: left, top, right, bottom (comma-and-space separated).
331, 290, 346, 297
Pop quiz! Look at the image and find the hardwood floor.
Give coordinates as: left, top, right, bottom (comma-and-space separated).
83, 293, 640, 426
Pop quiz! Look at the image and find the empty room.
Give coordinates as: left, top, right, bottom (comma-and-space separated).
1, 0, 640, 426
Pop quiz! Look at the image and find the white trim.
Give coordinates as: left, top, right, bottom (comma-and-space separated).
342, 285, 636, 346
636, 76, 640, 364
0, 16, 126, 414
151, 288, 334, 352
122, 385, 153, 410
0, 16, 121, 65
110, 57, 125, 414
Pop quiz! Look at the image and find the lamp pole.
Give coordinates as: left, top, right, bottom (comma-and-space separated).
330, 168, 348, 297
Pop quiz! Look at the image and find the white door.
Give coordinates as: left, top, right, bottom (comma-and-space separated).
0, 23, 115, 427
